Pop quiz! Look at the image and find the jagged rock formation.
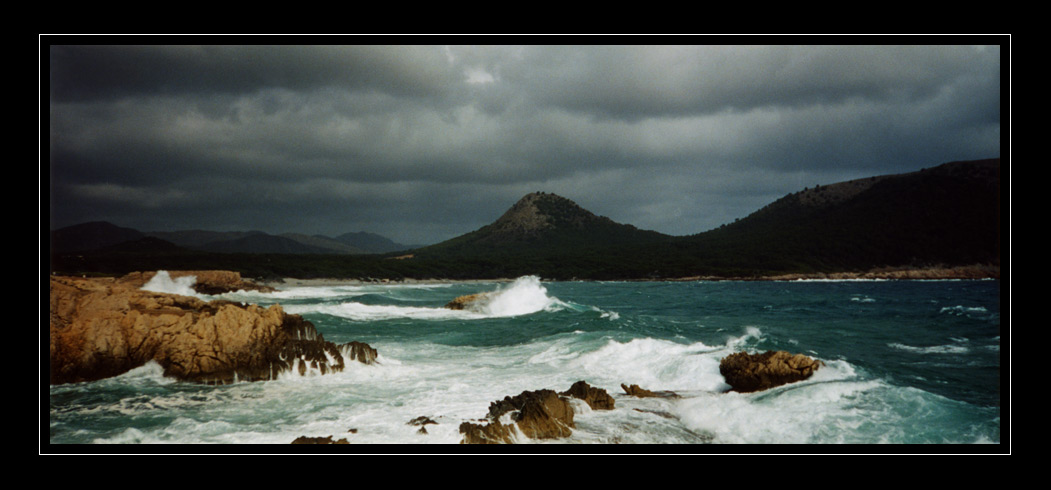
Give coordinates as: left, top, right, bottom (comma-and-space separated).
459, 381, 614, 444
561, 380, 616, 409
48, 272, 376, 385
719, 351, 824, 393
459, 389, 574, 444
408, 416, 438, 435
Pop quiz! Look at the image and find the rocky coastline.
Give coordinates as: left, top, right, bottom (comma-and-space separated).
48, 271, 376, 385
294, 353, 823, 444
47, 270, 837, 444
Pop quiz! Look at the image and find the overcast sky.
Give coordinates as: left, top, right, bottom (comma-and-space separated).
46, 41, 1003, 246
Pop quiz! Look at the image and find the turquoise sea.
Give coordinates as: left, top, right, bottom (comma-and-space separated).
47, 275, 1003, 449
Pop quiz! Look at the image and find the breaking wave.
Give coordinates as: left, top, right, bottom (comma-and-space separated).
472, 276, 569, 317
285, 276, 568, 321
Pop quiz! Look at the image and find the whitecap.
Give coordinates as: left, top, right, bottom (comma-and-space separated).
940, 305, 989, 315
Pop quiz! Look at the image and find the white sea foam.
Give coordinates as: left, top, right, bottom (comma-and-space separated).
286, 301, 485, 321
140, 270, 199, 297
673, 376, 883, 444
889, 342, 970, 355
267, 286, 368, 300
570, 337, 729, 393
940, 305, 989, 315
115, 360, 174, 385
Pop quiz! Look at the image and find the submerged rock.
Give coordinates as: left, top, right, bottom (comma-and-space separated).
621, 383, 680, 399
444, 292, 491, 310
49, 273, 376, 385
719, 350, 824, 393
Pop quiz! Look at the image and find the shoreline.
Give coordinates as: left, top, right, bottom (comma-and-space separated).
259, 265, 1000, 288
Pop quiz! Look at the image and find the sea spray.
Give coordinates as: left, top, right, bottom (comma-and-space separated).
476, 276, 567, 317
140, 270, 199, 297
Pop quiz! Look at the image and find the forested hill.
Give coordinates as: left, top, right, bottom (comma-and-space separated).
666, 158, 1002, 275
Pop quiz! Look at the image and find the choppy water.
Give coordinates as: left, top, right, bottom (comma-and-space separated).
47, 275, 1003, 449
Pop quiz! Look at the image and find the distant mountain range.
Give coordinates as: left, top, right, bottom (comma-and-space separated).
48, 158, 1001, 280
49, 224, 416, 255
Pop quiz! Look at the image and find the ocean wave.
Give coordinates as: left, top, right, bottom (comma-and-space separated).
725, 326, 764, 351
673, 377, 884, 444
474, 276, 569, 317
284, 276, 569, 321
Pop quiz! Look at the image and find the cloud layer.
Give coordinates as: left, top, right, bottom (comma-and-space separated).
47, 43, 1002, 245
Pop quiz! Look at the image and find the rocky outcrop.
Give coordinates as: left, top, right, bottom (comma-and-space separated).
719, 350, 824, 393
459, 381, 614, 444
444, 293, 490, 310
621, 383, 680, 399
459, 389, 574, 444
49, 273, 375, 385
408, 416, 438, 435
118, 270, 275, 294
561, 380, 616, 410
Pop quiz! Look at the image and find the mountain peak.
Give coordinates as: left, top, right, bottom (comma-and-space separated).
420, 191, 667, 255
490, 192, 605, 237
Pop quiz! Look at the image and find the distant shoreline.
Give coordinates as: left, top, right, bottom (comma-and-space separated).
667, 264, 1001, 282
259, 265, 1000, 288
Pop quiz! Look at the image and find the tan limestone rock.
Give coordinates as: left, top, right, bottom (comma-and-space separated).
48, 273, 374, 385
719, 350, 824, 393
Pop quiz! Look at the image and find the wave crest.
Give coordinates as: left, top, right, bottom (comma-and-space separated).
470, 276, 567, 317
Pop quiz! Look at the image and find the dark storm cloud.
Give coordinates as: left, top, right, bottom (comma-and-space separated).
493, 45, 996, 120
46, 42, 1003, 245
49, 45, 462, 102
